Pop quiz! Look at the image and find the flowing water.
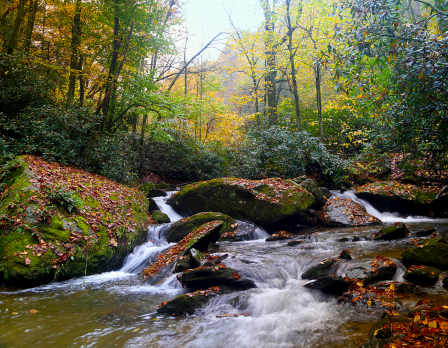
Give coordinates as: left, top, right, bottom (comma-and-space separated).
1, 191, 448, 348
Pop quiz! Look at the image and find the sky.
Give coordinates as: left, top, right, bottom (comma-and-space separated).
180, 0, 264, 60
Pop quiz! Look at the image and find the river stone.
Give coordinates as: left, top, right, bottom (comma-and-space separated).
0, 156, 149, 285
157, 292, 213, 316
174, 255, 191, 273
151, 211, 170, 224
179, 266, 256, 291
287, 240, 304, 246
401, 238, 448, 269
355, 181, 441, 216
265, 231, 293, 241
403, 265, 442, 286
302, 258, 338, 280
166, 178, 315, 225
304, 275, 351, 295
415, 227, 436, 237
344, 256, 396, 284
164, 212, 256, 243
148, 198, 159, 213
372, 222, 409, 240
323, 197, 383, 227
339, 249, 352, 260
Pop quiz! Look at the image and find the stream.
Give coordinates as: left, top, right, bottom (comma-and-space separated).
1, 192, 448, 348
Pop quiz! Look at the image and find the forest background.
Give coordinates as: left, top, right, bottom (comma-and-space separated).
1, 0, 447, 188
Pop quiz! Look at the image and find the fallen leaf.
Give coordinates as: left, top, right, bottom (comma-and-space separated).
29, 309, 38, 314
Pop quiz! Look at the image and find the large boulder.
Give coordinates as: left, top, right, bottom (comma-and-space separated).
403, 265, 442, 286
322, 197, 383, 227
164, 212, 256, 243
0, 156, 150, 284
355, 181, 445, 217
166, 178, 315, 225
401, 238, 448, 269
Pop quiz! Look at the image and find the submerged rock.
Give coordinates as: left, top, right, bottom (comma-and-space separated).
322, 197, 382, 227
401, 238, 448, 270
0, 156, 150, 284
166, 177, 315, 225
287, 239, 305, 246
414, 227, 436, 238
164, 212, 256, 243
403, 265, 442, 286
372, 222, 410, 240
265, 231, 293, 241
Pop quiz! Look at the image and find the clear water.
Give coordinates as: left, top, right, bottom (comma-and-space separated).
1, 192, 447, 348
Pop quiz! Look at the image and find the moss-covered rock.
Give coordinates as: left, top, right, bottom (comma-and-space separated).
151, 211, 170, 224
403, 265, 442, 286
300, 179, 325, 207
302, 258, 338, 280
0, 156, 150, 284
164, 212, 254, 243
355, 181, 442, 216
401, 239, 448, 269
166, 178, 315, 225
323, 197, 383, 227
373, 222, 410, 240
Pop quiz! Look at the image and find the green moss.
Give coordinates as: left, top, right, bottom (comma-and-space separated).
138, 182, 155, 193
402, 242, 448, 270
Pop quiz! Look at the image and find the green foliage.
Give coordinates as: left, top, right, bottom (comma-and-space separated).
46, 187, 82, 214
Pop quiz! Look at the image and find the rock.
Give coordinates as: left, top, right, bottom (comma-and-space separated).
151, 211, 170, 224
287, 240, 304, 246
148, 198, 159, 213
166, 178, 315, 225
157, 287, 219, 316
355, 181, 441, 216
401, 238, 448, 269
443, 275, 448, 288
189, 248, 204, 268
304, 275, 351, 295
403, 265, 442, 286
302, 258, 338, 280
265, 231, 293, 241
415, 227, 436, 238
319, 187, 332, 199
142, 221, 224, 280
179, 265, 256, 291
300, 179, 325, 207
0, 156, 149, 285
164, 212, 256, 243
372, 222, 410, 240
145, 189, 167, 198
323, 197, 383, 227
377, 281, 417, 293
345, 256, 397, 284
174, 255, 191, 273
337, 237, 350, 243
339, 249, 352, 260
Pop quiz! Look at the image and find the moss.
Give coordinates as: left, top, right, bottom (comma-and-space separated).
138, 182, 155, 193
402, 242, 448, 270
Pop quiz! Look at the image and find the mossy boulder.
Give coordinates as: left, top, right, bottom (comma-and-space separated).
0, 156, 150, 284
401, 238, 448, 269
323, 197, 383, 227
164, 212, 256, 243
403, 265, 442, 286
302, 258, 338, 280
166, 178, 315, 225
355, 181, 442, 216
373, 222, 410, 240
151, 211, 170, 224
300, 179, 325, 207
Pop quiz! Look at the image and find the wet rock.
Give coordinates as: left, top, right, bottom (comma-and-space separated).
355, 181, 441, 216
319, 187, 332, 199
287, 240, 304, 246
174, 255, 191, 273
179, 265, 256, 291
323, 197, 383, 227
145, 189, 167, 198
151, 211, 170, 224
300, 179, 325, 207
372, 222, 410, 240
157, 287, 219, 316
166, 178, 315, 225
164, 212, 256, 243
339, 249, 352, 260
403, 265, 442, 286
265, 231, 293, 241
302, 258, 338, 280
189, 248, 204, 268
414, 227, 436, 238
443, 275, 448, 288
148, 198, 159, 213
401, 238, 448, 269
345, 256, 397, 284
377, 281, 417, 293
353, 236, 369, 242
304, 275, 351, 295
337, 237, 350, 243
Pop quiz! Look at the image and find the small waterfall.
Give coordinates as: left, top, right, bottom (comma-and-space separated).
153, 191, 183, 222
333, 190, 443, 223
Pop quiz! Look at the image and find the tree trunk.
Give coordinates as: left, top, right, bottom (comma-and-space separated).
315, 62, 323, 141
78, 54, 84, 105
6, 0, 28, 54
67, 0, 82, 107
23, 0, 38, 52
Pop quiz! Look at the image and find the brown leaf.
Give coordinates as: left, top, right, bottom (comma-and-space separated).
25, 257, 31, 265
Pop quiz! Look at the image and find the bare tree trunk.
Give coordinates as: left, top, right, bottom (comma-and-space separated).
23, 0, 38, 52
78, 54, 84, 105
184, 36, 188, 96
67, 0, 82, 107
315, 62, 323, 141
6, 0, 28, 54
